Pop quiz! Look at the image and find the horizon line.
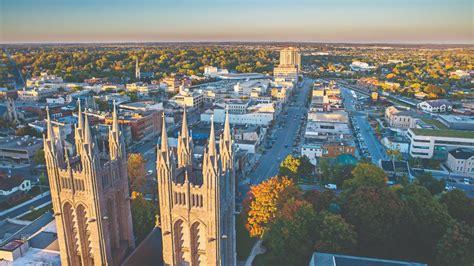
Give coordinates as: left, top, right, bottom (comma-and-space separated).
1, 40, 473, 46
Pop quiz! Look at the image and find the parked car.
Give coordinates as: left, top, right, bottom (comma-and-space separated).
324, 184, 337, 190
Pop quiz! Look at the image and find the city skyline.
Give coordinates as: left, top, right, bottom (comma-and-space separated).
1, 0, 472, 44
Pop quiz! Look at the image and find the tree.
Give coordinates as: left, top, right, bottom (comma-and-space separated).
245, 176, 300, 238
440, 190, 474, 226
264, 200, 317, 266
127, 153, 146, 191
314, 212, 357, 254
400, 185, 453, 263
278, 155, 301, 180
130, 191, 158, 243
434, 222, 474, 266
341, 163, 387, 196
34, 149, 45, 165
303, 190, 335, 212
342, 187, 406, 258
416, 172, 445, 195
297, 155, 314, 180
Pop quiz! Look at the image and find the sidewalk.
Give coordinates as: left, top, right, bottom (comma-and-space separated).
0, 191, 51, 216
245, 239, 265, 266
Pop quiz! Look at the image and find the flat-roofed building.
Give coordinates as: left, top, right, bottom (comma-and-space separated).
171, 91, 204, 108
273, 66, 298, 81
417, 99, 453, 113
18, 87, 57, 101
438, 115, 474, 130
0, 135, 44, 165
407, 128, 474, 159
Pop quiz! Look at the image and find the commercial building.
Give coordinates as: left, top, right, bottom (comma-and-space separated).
171, 91, 204, 108
201, 100, 275, 126
305, 111, 351, 139
0, 135, 44, 164
407, 128, 474, 159
417, 99, 453, 113
438, 115, 474, 130
233, 79, 270, 96
384, 106, 417, 129
203, 66, 229, 77
350, 61, 375, 72
446, 148, 474, 175
18, 87, 57, 101
105, 110, 162, 141
162, 75, 192, 93
301, 139, 355, 165
279, 47, 301, 70
274, 47, 301, 81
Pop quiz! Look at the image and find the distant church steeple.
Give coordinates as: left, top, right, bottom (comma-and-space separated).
135, 57, 141, 80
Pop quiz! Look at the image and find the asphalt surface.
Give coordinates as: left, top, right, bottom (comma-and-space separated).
340, 87, 388, 164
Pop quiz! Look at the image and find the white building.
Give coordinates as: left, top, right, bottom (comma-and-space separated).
447, 148, 474, 175
407, 128, 474, 159
18, 87, 57, 101
350, 61, 375, 72
0, 175, 31, 197
201, 100, 275, 126
273, 66, 298, 81
233, 79, 270, 96
170, 91, 204, 108
385, 106, 417, 129
417, 99, 453, 113
204, 66, 229, 77
301, 142, 323, 165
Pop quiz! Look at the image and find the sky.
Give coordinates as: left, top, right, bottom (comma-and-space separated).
1, 0, 472, 43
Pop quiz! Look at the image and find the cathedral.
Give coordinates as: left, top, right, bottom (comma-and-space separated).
156, 109, 236, 266
44, 102, 135, 266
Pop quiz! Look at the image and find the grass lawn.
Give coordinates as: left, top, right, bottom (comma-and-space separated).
18, 203, 53, 221
236, 213, 256, 261
421, 118, 448, 129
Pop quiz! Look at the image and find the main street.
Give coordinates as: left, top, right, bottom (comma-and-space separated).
241, 78, 312, 188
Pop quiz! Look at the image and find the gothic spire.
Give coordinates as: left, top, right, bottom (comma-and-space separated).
46, 106, 55, 141
208, 115, 216, 157
112, 101, 119, 134
181, 107, 189, 140
223, 108, 231, 142
77, 99, 83, 131
83, 114, 93, 146
161, 113, 168, 151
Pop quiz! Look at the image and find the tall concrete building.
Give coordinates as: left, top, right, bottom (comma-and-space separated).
135, 57, 141, 80
44, 102, 135, 266
279, 47, 301, 70
274, 47, 301, 81
156, 109, 236, 266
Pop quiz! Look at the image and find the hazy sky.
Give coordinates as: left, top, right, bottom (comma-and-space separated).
1, 0, 472, 43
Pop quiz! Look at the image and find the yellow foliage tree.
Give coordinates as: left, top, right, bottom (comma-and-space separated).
245, 176, 300, 238
128, 153, 146, 191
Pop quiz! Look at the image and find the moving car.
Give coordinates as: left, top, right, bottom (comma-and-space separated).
324, 184, 337, 190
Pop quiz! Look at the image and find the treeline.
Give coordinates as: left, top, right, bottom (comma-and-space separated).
8, 46, 278, 82
243, 162, 474, 266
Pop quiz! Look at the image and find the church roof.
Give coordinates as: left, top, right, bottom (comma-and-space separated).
122, 228, 163, 266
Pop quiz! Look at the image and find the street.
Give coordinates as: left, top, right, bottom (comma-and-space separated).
340, 86, 388, 164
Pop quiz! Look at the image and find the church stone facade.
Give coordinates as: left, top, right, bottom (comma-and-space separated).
156, 109, 236, 266
44, 102, 134, 266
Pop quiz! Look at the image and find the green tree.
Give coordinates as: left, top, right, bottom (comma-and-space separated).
342, 187, 406, 258
303, 190, 335, 212
130, 191, 158, 243
314, 212, 357, 254
341, 163, 387, 196
297, 155, 314, 181
416, 172, 445, 195
440, 190, 474, 226
34, 149, 45, 165
264, 199, 317, 266
400, 185, 453, 263
434, 222, 474, 266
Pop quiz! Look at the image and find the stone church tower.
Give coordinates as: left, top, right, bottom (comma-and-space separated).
156, 109, 236, 266
44, 102, 135, 266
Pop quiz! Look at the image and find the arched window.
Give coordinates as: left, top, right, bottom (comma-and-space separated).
191, 222, 207, 266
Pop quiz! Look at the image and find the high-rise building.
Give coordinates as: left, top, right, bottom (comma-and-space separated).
274, 47, 301, 81
279, 47, 301, 70
156, 109, 236, 266
135, 57, 141, 80
44, 102, 135, 266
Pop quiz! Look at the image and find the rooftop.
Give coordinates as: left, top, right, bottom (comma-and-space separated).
410, 128, 474, 139
448, 148, 474, 160
310, 252, 427, 266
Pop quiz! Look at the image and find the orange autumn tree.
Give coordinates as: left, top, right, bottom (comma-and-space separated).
245, 176, 300, 238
